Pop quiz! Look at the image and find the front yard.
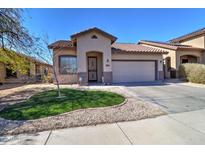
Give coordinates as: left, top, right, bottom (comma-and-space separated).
0, 84, 166, 135
0, 89, 125, 120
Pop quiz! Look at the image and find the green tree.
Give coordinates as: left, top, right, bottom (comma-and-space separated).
0, 8, 34, 74
0, 49, 30, 74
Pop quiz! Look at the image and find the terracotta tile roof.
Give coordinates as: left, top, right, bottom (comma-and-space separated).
139, 40, 204, 51
112, 43, 168, 54
48, 40, 75, 49
70, 27, 117, 43
169, 27, 205, 43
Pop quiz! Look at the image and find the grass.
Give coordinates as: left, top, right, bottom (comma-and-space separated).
0, 89, 125, 120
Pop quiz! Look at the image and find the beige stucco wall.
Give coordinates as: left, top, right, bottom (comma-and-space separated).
0, 62, 6, 83
53, 48, 77, 84
176, 50, 203, 68
163, 49, 176, 69
76, 32, 112, 73
30, 62, 36, 76
180, 35, 205, 48
140, 44, 177, 69
112, 53, 163, 71
0, 59, 52, 84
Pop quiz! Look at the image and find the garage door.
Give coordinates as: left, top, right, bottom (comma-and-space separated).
112, 61, 156, 83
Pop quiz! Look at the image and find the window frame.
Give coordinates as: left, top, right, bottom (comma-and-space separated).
59, 55, 77, 74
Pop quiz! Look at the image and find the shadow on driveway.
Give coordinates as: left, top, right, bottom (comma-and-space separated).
88, 79, 186, 88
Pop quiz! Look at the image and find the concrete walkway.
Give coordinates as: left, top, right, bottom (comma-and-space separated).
1, 108, 205, 145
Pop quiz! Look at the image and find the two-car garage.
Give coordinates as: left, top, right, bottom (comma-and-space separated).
112, 60, 156, 83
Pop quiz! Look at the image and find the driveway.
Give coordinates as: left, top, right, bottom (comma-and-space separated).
122, 81, 205, 113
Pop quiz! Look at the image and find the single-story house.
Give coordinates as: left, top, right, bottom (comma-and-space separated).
139, 28, 205, 78
49, 27, 205, 85
0, 51, 53, 84
49, 27, 168, 85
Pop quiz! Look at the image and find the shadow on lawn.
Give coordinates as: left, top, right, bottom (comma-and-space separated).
0, 87, 53, 104
0, 87, 55, 135
0, 118, 28, 136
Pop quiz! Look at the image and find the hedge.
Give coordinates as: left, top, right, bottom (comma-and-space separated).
178, 63, 205, 84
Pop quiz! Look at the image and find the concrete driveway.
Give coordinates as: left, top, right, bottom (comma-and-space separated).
122, 81, 205, 113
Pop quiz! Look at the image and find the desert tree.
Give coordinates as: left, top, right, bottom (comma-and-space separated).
0, 8, 36, 74
0, 8, 62, 97
33, 35, 62, 98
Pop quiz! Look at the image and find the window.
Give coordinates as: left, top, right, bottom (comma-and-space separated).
182, 59, 188, 64
44, 67, 48, 76
6, 66, 17, 78
59, 56, 77, 74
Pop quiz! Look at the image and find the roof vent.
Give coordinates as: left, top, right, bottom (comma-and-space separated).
91, 35, 98, 39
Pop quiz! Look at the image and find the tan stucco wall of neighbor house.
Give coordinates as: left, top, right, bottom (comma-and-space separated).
141, 44, 177, 69
162, 49, 177, 78
180, 35, 205, 64
140, 44, 177, 78
0, 62, 6, 83
30, 62, 36, 76
112, 53, 164, 80
180, 35, 205, 48
176, 50, 203, 69
76, 32, 112, 84
53, 48, 77, 84
163, 49, 177, 69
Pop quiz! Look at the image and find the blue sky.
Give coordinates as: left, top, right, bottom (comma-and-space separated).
24, 8, 205, 44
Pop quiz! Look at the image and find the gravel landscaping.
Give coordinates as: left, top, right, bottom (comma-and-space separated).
0, 84, 166, 135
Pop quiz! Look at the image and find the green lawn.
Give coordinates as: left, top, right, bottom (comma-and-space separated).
0, 89, 125, 120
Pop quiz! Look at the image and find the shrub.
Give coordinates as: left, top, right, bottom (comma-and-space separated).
178, 63, 205, 84
42, 74, 53, 83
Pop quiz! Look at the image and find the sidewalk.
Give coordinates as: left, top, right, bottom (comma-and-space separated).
1, 109, 205, 145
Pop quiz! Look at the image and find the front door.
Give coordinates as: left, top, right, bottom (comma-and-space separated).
88, 57, 97, 82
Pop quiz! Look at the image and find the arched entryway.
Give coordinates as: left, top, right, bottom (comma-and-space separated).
86, 51, 103, 83
180, 55, 199, 64
164, 57, 171, 79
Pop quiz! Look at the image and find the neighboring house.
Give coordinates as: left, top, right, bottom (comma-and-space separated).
139, 28, 205, 78
0, 52, 53, 84
49, 27, 168, 85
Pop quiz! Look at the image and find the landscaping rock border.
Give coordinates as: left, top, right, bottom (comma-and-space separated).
0, 85, 166, 135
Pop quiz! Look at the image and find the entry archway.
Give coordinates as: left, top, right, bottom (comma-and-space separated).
86, 51, 103, 83
180, 55, 198, 64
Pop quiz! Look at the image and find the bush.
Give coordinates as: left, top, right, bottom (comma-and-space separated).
42, 74, 53, 83
178, 63, 205, 84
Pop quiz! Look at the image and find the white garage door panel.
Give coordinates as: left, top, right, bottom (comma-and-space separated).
112, 61, 155, 83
